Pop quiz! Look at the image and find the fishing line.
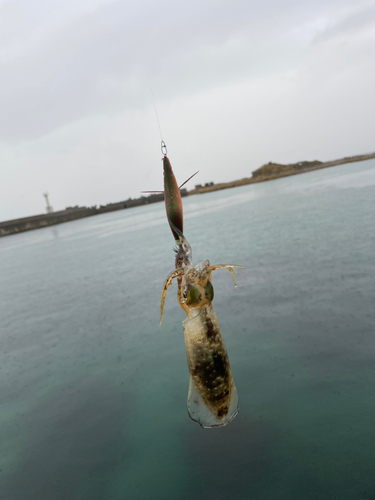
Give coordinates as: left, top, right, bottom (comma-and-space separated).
149, 80, 164, 144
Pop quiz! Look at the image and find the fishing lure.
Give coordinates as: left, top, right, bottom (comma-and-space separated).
162, 154, 184, 244
159, 146, 243, 428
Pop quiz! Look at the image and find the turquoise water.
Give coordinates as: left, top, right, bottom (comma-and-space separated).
1, 160, 374, 499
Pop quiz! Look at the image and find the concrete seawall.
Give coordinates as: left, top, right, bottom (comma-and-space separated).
0, 192, 171, 237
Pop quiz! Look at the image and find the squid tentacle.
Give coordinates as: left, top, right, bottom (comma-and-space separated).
204, 264, 246, 287
160, 267, 185, 325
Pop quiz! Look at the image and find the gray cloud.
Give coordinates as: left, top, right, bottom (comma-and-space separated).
0, 0, 341, 141
313, 2, 375, 43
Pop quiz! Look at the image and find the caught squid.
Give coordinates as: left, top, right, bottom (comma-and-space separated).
158, 145, 243, 428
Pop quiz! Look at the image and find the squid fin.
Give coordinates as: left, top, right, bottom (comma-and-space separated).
186, 373, 239, 428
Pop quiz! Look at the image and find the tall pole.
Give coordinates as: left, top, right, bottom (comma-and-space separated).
43, 192, 53, 214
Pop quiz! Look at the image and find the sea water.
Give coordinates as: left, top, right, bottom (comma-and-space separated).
0, 160, 374, 500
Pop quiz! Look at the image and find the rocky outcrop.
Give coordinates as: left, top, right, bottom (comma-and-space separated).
252, 160, 323, 177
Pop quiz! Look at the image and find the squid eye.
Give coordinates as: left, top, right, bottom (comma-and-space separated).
204, 280, 214, 302
186, 285, 199, 305
183, 290, 187, 299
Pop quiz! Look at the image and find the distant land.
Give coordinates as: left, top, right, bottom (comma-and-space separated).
188, 151, 375, 195
1, 152, 374, 237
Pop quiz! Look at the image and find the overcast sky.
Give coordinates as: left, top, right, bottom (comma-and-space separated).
0, 0, 374, 220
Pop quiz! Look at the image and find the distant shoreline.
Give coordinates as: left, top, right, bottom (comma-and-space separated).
1, 152, 374, 237
187, 152, 375, 195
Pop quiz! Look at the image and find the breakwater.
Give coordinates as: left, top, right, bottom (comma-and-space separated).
0, 192, 178, 237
